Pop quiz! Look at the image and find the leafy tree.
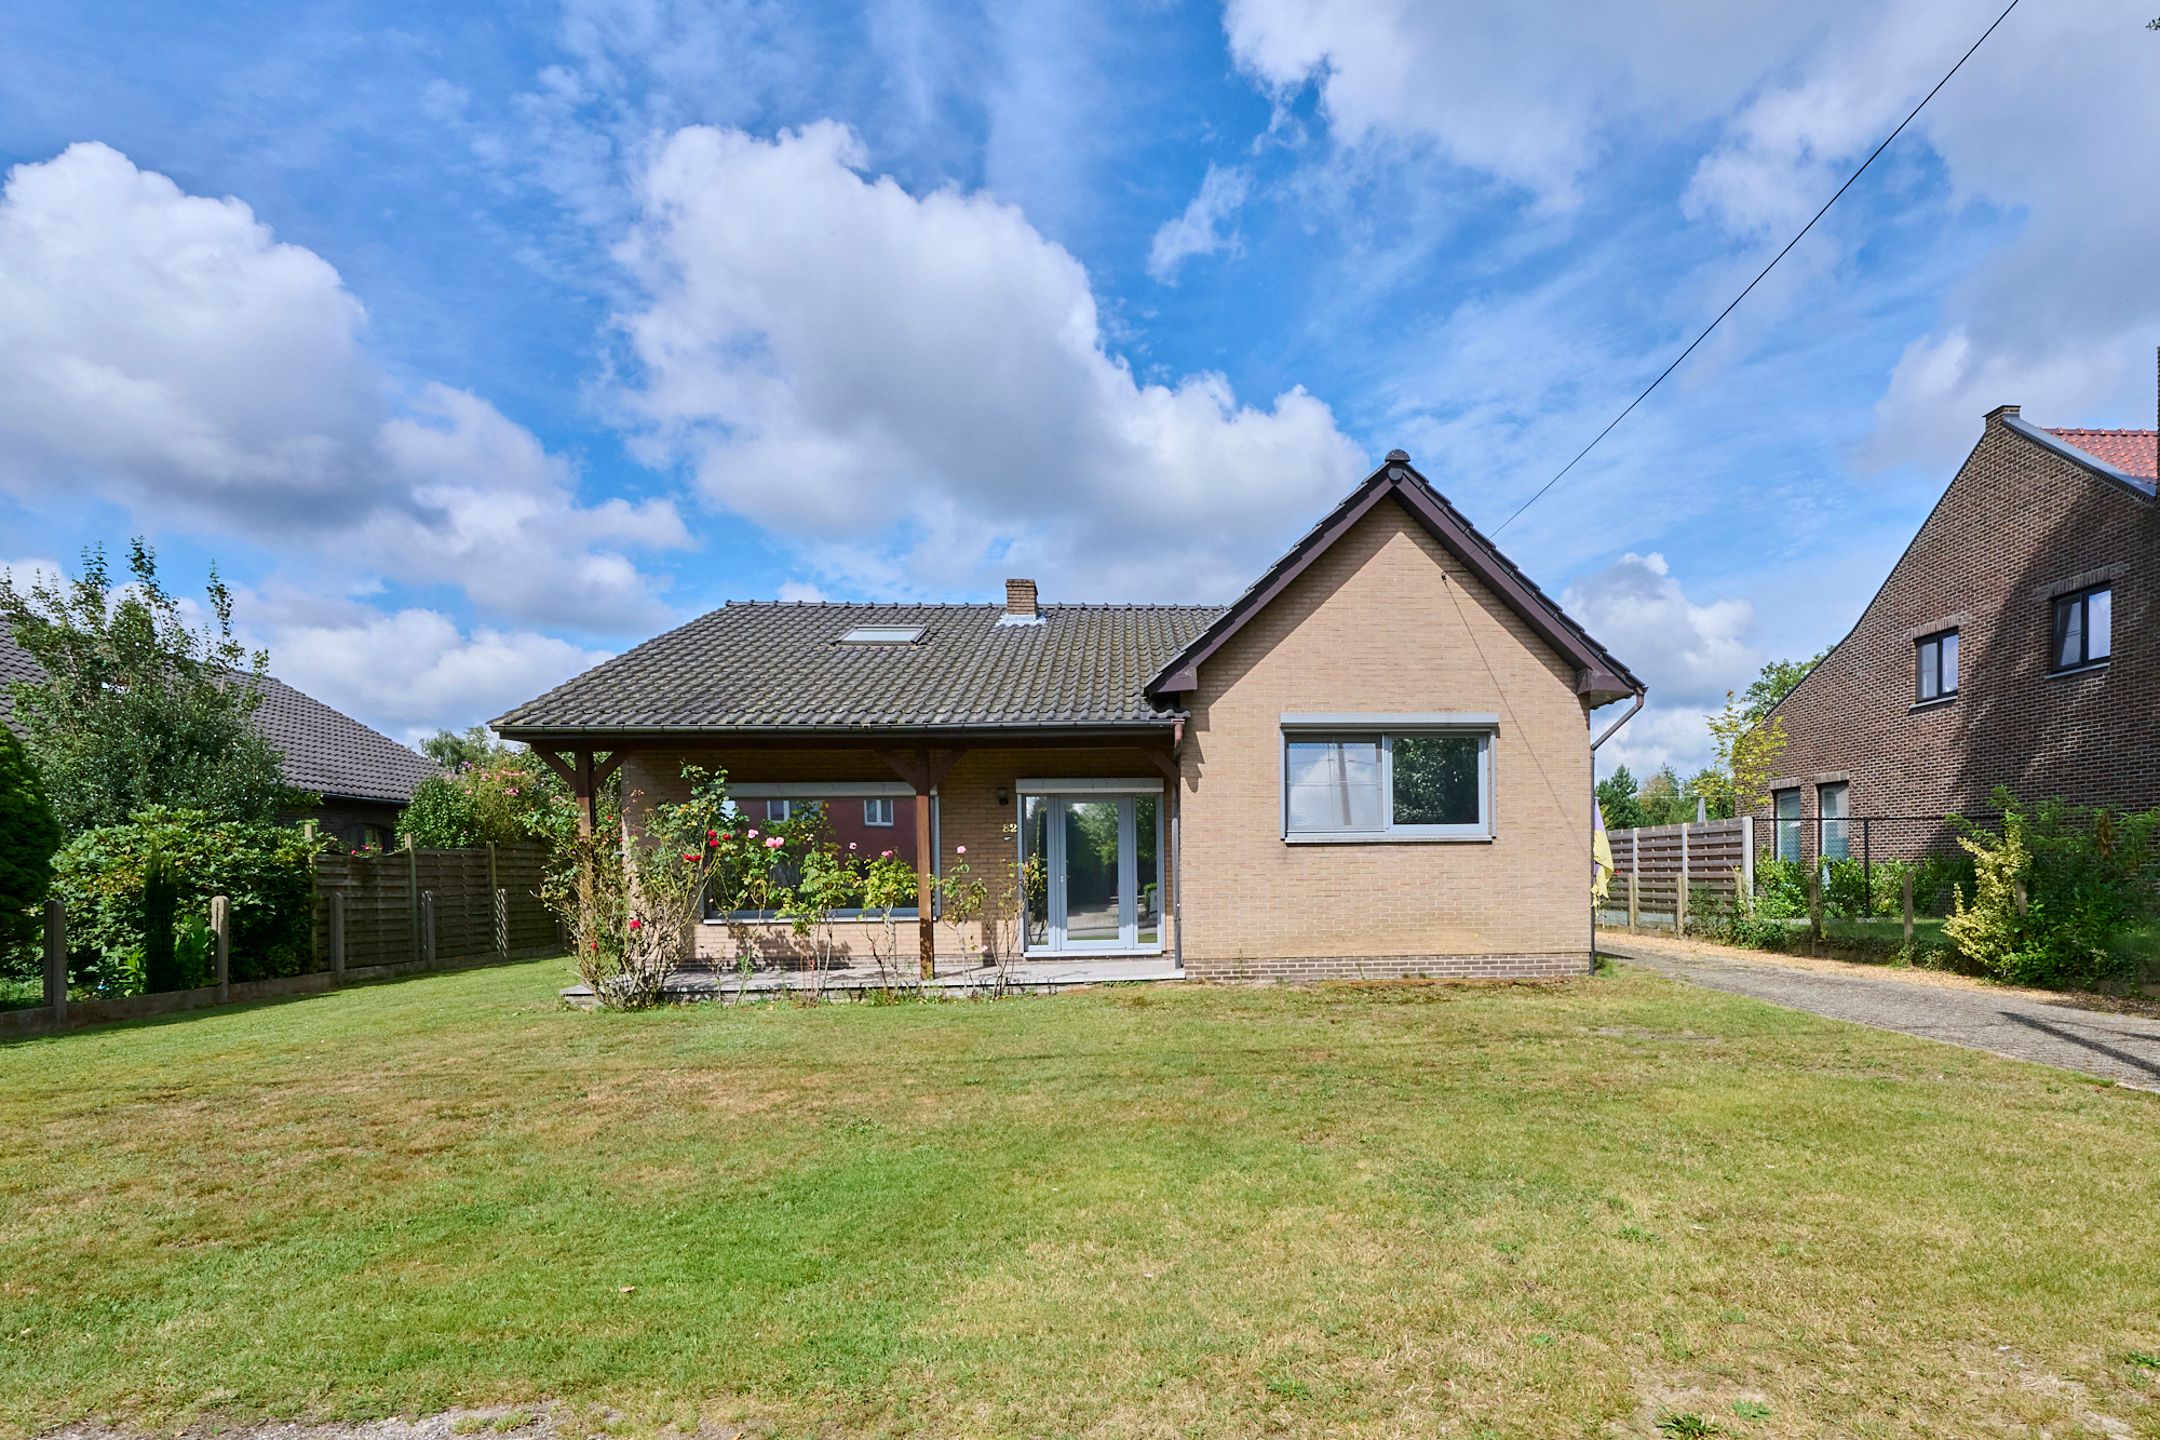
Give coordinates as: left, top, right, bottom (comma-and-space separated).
0, 542, 294, 833
1741, 651, 1824, 724
0, 724, 63, 978
1595, 765, 1643, 831
1636, 765, 1693, 827
398, 748, 563, 849
419, 724, 507, 770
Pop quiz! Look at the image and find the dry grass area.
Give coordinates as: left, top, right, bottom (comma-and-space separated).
3, 958, 2159, 1439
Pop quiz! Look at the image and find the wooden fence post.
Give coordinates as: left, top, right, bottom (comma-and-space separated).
406, 844, 421, 963
1807, 869, 1824, 945
328, 891, 346, 979
1901, 872, 1915, 947
1676, 825, 1690, 934
1626, 873, 1639, 933
210, 895, 231, 1002
43, 899, 66, 1025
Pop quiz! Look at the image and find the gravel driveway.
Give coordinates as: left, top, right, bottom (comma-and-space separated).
1601, 934, 2160, 1091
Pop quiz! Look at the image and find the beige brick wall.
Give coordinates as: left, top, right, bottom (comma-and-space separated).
1177, 500, 1595, 977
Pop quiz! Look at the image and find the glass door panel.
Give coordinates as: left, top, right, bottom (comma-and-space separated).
1134, 795, 1160, 945
1061, 800, 1124, 945
1021, 795, 1052, 949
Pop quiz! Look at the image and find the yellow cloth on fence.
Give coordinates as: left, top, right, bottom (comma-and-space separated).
1591, 802, 1614, 904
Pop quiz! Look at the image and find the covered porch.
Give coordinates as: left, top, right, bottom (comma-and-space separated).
523, 725, 1188, 978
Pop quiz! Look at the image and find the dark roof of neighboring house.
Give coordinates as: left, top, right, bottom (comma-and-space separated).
1146, 453, 1642, 706
2045, 427, 2159, 482
495, 602, 1225, 736
0, 632, 437, 805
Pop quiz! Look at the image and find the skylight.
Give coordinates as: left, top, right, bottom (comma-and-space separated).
839, 625, 924, 644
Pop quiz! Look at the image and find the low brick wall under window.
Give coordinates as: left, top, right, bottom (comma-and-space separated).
1187, 952, 1591, 983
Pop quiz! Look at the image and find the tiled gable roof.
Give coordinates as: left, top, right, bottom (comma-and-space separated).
494, 602, 1224, 735
2045, 428, 2159, 482
0, 632, 437, 804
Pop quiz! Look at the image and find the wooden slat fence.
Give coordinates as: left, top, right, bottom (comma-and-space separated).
310, 840, 561, 971
1604, 818, 1752, 929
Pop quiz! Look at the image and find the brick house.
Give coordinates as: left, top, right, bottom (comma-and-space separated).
0, 632, 438, 848
493, 452, 1644, 982
1760, 403, 2160, 862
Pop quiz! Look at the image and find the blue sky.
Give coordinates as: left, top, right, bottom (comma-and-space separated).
1, 1, 2155, 773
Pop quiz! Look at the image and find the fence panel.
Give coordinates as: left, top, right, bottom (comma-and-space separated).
312, 840, 559, 971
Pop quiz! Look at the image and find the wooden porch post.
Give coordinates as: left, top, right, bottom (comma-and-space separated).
574, 748, 598, 949
914, 782, 935, 980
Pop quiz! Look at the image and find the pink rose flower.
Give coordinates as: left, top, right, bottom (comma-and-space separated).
955, 844, 967, 855
765, 835, 785, 849
848, 842, 858, 850
746, 828, 759, 839
881, 849, 894, 859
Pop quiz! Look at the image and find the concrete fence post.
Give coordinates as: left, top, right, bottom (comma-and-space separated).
494, 888, 509, 960
1626, 873, 1639, 933
1807, 870, 1824, 946
328, 890, 346, 979
1901, 873, 1915, 947
43, 899, 66, 1025
420, 891, 437, 966
210, 895, 231, 1002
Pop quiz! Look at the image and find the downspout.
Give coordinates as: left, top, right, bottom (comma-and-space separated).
1170, 718, 1185, 973
1588, 687, 1644, 966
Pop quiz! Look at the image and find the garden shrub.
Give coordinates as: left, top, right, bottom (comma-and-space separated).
0, 724, 63, 982
1942, 793, 2160, 989
51, 808, 317, 993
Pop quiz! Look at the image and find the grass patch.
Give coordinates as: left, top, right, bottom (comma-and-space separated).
2, 958, 2157, 1438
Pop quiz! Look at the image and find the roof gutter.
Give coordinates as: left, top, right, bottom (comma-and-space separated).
1589, 688, 1645, 752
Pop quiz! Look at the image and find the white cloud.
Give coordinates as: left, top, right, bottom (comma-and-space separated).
1147, 165, 1253, 283
258, 605, 611, 745
1223, 0, 1823, 207
1567, 552, 1759, 778
1226, 1, 2160, 470
615, 121, 1366, 601
0, 142, 683, 630
776, 579, 829, 603
0, 557, 66, 591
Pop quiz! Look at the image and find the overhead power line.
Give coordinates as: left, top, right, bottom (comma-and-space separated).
1490, 0, 2024, 536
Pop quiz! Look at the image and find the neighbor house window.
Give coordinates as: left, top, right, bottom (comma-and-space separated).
2052, 585, 2111, 670
1774, 789, 1801, 862
707, 785, 925, 919
1818, 782, 1849, 861
1282, 727, 1493, 840
1916, 629, 1958, 702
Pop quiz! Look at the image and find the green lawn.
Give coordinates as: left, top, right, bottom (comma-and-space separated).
3, 961, 2158, 1439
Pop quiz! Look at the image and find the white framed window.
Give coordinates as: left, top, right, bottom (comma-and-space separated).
838, 624, 924, 644
766, 798, 794, 822
1280, 717, 1495, 842
1774, 787, 1801, 862
864, 797, 895, 827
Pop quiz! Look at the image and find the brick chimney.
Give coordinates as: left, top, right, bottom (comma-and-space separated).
1001, 577, 1040, 625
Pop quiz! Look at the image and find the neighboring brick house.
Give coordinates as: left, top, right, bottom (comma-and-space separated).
494, 452, 1644, 982
0, 633, 438, 847
1760, 403, 2160, 860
